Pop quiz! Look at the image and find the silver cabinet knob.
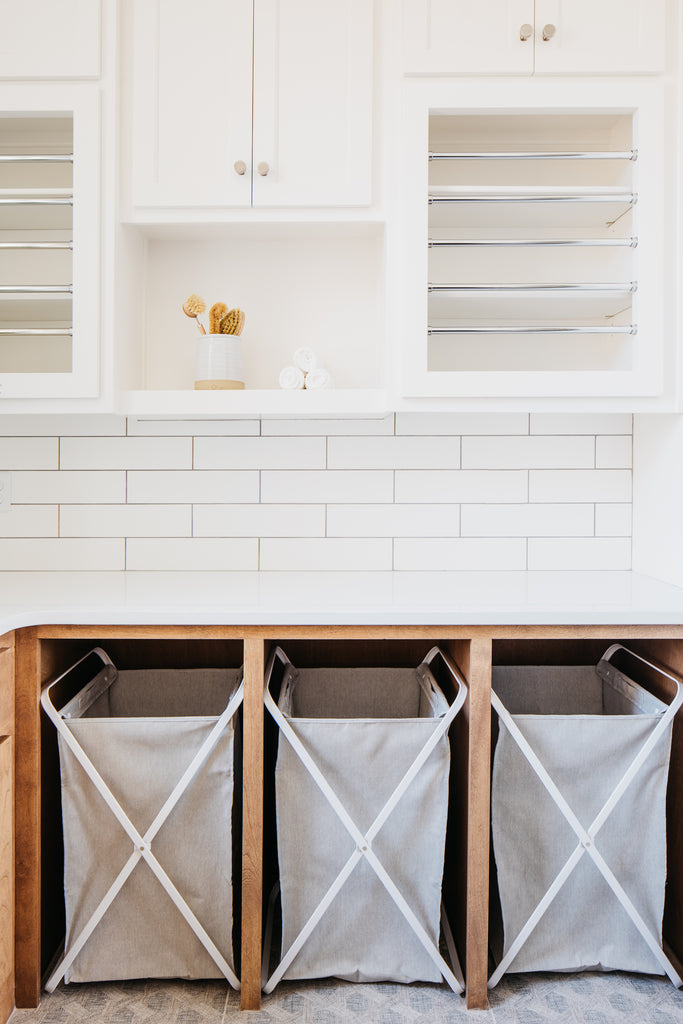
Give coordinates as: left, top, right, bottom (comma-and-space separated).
519, 23, 533, 40
257, 161, 269, 176
233, 160, 246, 176
542, 23, 556, 40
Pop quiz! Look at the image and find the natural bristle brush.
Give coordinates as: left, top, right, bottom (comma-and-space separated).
182, 293, 207, 335
209, 302, 228, 334
220, 308, 246, 336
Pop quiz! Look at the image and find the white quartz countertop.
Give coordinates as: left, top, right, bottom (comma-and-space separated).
2, 571, 683, 632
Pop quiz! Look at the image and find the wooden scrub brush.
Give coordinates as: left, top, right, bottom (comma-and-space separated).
209, 302, 228, 334
220, 308, 246, 336
182, 293, 207, 335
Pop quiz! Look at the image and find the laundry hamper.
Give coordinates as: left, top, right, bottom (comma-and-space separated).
41, 647, 243, 990
262, 645, 467, 993
489, 643, 683, 988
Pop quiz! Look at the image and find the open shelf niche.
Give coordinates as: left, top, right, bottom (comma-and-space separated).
116, 221, 389, 417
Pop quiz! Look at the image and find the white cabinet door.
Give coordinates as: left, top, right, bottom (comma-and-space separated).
128, 0, 253, 209
403, 0, 535, 76
252, 0, 373, 206
534, 0, 666, 75
0, 0, 101, 79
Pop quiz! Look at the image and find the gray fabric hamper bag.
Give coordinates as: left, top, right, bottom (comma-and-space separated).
489, 643, 683, 989
262, 645, 467, 993
41, 647, 243, 990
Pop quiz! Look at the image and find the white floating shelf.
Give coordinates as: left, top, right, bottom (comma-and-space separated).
119, 388, 390, 419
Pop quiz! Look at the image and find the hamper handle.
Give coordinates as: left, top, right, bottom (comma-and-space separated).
41, 646, 117, 724
601, 643, 683, 714
264, 645, 294, 700
421, 646, 468, 716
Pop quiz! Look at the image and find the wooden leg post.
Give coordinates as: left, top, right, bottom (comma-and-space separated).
241, 637, 264, 1010
465, 637, 492, 1010
13, 629, 40, 1008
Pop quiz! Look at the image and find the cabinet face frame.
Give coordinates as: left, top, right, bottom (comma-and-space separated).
0, 84, 100, 400
397, 78, 672, 404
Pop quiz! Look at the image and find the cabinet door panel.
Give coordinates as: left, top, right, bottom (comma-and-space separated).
0, 0, 100, 79
534, 0, 666, 75
129, 0, 253, 208
252, 0, 373, 207
403, 0, 534, 76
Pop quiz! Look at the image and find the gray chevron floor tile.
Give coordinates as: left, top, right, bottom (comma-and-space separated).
10, 973, 683, 1024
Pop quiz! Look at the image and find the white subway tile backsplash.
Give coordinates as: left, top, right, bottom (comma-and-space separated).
328, 435, 460, 470
396, 470, 527, 504
461, 504, 594, 537
127, 470, 258, 504
0, 437, 58, 470
0, 538, 124, 571
595, 503, 633, 537
261, 470, 393, 504
0, 415, 126, 437
60, 504, 192, 538
595, 435, 632, 469
260, 538, 392, 571
394, 537, 527, 571
327, 504, 460, 537
0, 506, 58, 538
12, 471, 126, 505
128, 418, 260, 436
528, 537, 631, 571
262, 415, 394, 436
462, 435, 594, 470
0, 415, 635, 572
194, 504, 325, 537
530, 414, 633, 435
396, 413, 529, 435
194, 436, 325, 470
529, 470, 632, 503
61, 436, 192, 470
126, 538, 258, 571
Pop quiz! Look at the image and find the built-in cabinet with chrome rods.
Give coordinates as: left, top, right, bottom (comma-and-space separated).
427, 127, 639, 345
0, 145, 74, 344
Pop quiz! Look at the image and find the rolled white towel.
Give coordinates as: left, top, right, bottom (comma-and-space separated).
304, 367, 332, 390
279, 365, 305, 390
293, 346, 317, 374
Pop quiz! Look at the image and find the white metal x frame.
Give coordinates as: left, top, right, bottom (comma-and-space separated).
263, 644, 467, 995
41, 647, 244, 992
489, 643, 683, 989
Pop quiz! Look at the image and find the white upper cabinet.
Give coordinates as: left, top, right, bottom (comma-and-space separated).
403, 0, 536, 76
0, 0, 101, 79
403, 0, 666, 76
127, 0, 253, 209
534, 0, 666, 75
251, 1, 373, 207
126, 0, 374, 213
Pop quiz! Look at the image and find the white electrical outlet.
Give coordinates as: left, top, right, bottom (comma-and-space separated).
0, 472, 10, 513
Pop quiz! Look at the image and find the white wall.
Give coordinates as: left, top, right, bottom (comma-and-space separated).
633, 414, 683, 587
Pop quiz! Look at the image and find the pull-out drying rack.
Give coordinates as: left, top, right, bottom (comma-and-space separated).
0, 151, 74, 341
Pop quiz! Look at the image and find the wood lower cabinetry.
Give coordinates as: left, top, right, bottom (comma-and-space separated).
9, 622, 683, 1014
0, 635, 14, 1024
